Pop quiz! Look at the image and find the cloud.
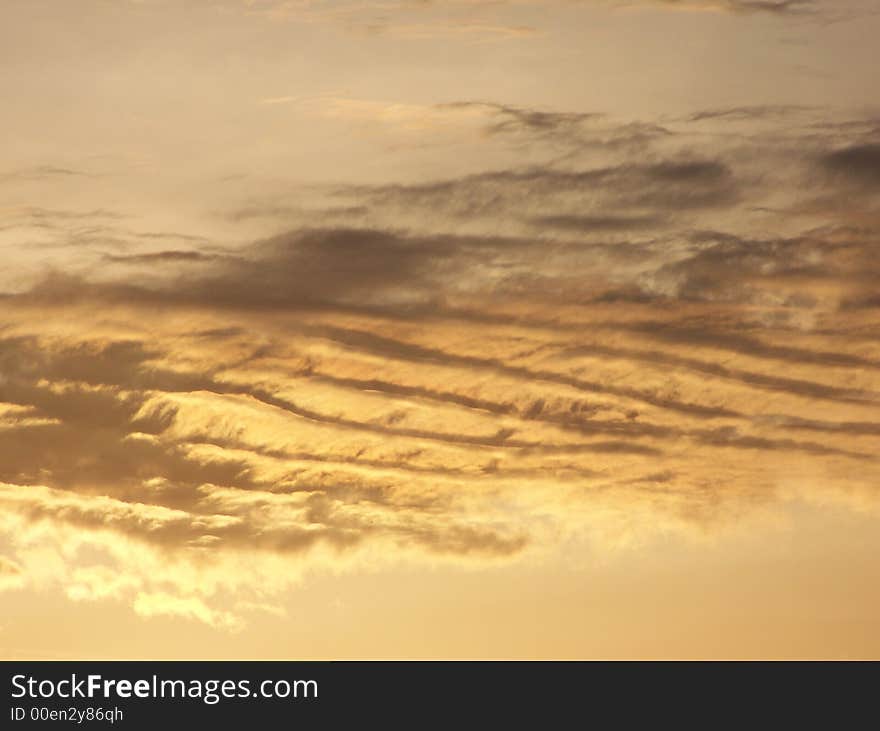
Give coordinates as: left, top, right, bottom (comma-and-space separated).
358, 21, 540, 40
235, 0, 821, 19
1, 278, 877, 625
438, 101, 605, 140
652, 0, 815, 13
820, 144, 880, 187
529, 214, 666, 232
0, 167, 94, 184
337, 159, 740, 239
687, 105, 817, 123
1, 102, 879, 629
104, 251, 221, 265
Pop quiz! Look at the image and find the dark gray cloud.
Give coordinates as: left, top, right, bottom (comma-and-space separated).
228, 204, 369, 223
438, 101, 601, 137
649, 0, 816, 14
687, 105, 816, 123
0, 166, 94, 183
343, 159, 739, 228
437, 101, 672, 154
8, 106, 879, 330
175, 227, 503, 308
820, 144, 880, 187
529, 214, 666, 232
104, 250, 221, 265
641, 226, 880, 309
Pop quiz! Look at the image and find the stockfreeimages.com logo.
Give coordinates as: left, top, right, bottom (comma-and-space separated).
11, 674, 318, 705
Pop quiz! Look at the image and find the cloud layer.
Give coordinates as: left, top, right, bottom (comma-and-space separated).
1, 99, 879, 629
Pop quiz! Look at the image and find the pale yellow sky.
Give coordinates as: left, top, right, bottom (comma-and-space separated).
1, 0, 879, 658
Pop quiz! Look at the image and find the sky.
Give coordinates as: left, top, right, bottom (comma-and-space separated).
1, 0, 880, 659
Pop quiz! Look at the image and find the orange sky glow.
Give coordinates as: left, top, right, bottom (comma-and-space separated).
1, 0, 879, 659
